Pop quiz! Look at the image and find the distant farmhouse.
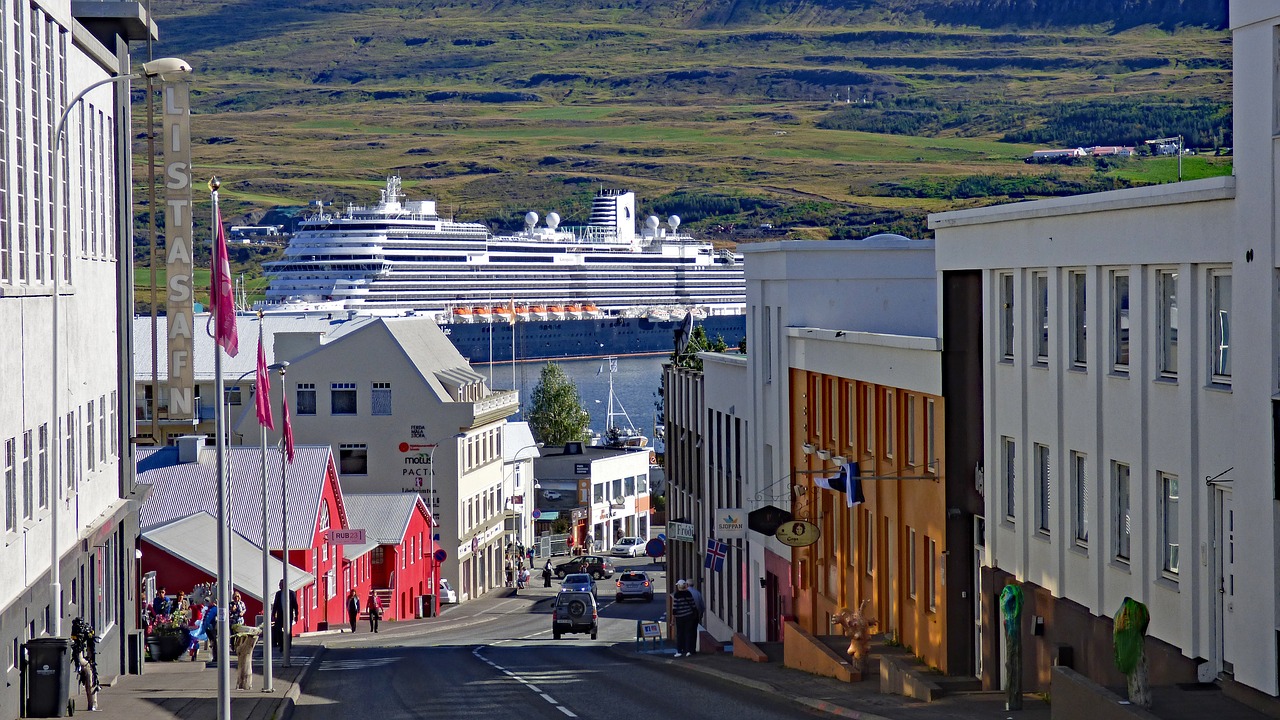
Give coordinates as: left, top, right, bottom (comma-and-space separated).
1026, 145, 1135, 163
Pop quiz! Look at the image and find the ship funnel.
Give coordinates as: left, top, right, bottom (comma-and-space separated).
546, 212, 561, 230
524, 211, 539, 230
668, 215, 681, 231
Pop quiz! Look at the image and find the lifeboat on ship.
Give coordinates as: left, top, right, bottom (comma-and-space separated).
450, 306, 473, 324
647, 307, 671, 322
493, 305, 515, 323
566, 303, 585, 320
582, 303, 604, 319
530, 305, 549, 321
548, 305, 566, 320
514, 304, 531, 322
473, 306, 492, 322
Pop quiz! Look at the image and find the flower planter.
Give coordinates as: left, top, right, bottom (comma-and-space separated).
147, 632, 190, 661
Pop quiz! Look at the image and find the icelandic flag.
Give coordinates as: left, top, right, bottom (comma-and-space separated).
254, 330, 274, 430
704, 538, 728, 573
812, 462, 864, 508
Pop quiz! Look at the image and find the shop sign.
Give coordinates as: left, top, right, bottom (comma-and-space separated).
775, 520, 821, 547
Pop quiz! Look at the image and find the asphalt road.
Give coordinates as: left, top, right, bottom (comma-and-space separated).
294, 558, 824, 720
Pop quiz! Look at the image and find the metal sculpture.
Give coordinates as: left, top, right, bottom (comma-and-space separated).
1114, 597, 1152, 708
999, 584, 1024, 711
831, 599, 878, 674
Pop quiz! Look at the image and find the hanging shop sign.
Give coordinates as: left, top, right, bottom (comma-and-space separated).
775, 520, 821, 548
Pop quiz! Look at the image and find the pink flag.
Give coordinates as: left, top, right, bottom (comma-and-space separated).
209, 206, 239, 356
282, 390, 296, 464
255, 331, 274, 430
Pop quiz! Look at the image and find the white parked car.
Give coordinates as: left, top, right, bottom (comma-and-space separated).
438, 578, 458, 604
610, 536, 647, 557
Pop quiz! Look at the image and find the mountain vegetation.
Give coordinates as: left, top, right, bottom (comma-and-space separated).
135, 0, 1232, 277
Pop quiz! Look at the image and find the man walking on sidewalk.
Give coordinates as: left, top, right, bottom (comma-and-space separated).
346, 590, 360, 633
671, 580, 699, 657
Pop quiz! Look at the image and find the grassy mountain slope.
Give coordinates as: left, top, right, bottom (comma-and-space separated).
137, 0, 1231, 258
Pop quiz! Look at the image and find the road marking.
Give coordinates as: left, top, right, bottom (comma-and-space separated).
473, 646, 579, 718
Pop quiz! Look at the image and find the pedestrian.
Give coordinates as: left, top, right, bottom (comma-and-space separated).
369, 592, 383, 633
187, 604, 206, 661
174, 590, 190, 614
517, 565, 528, 589
272, 580, 299, 649
152, 587, 171, 618
229, 592, 246, 629
345, 590, 360, 633
671, 579, 699, 657
202, 599, 219, 658
542, 560, 553, 588
685, 579, 705, 621
505, 562, 514, 588
526, 547, 535, 566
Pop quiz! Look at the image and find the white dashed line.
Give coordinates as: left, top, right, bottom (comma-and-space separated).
473, 646, 578, 717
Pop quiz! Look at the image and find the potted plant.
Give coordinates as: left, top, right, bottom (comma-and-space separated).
146, 609, 191, 661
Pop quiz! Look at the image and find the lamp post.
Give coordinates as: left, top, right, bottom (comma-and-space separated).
425, 433, 464, 616
278, 363, 293, 667
229, 358, 287, 692
49, 56, 190, 639
508, 443, 543, 555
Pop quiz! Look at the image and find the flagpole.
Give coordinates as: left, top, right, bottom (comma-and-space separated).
258, 316, 274, 692
211, 177, 232, 720
280, 365, 292, 667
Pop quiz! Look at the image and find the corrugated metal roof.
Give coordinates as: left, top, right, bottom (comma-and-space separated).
502, 422, 540, 462
142, 513, 311, 601
133, 313, 357, 382
137, 444, 333, 549
341, 494, 423, 544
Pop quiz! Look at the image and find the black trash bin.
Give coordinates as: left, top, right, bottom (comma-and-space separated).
24, 637, 72, 718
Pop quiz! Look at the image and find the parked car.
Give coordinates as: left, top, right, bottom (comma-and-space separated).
552, 591, 598, 640
615, 571, 653, 602
560, 573, 597, 599
554, 555, 613, 580
438, 578, 458, 604
610, 536, 647, 557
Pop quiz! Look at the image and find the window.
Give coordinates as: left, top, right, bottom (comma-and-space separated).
296, 383, 316, 415
1157, 270, 1178, 376
225, 387, 242, 406
22, 430, 32, 519
864, 510, 874, 576
98, 397, 105, 463
907, 527, 917, 599
924, 399, 936, 473
86, 400, 94, 472
864, 385, 875, 454
338, 443, 367, 475
1071, 452, 1088, 546
1002, 437, 1016, 520
1070, 271, 1087, 367
4, 438, 15, 531
1035, 443, 1050, 534
1161, 473, 1179, 575
1114, 462, 1131, 561
331, 383, 357, 415
763, 305, 772, 384
372, 382, 392, 416
884, 390, 894, 458
926, 537, 937, 611
37, 424, 47, 508
906, 395, 916, 466
1211, 272, 1231, 381
1032, 271, 1048, 362
999, 272, 1014, 359
1112, 272, 1130, 370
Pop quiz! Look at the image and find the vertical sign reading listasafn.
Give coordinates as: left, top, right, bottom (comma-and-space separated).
163, 81, 194, 420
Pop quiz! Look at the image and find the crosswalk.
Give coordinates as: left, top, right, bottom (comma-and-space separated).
316, 655, 400, 671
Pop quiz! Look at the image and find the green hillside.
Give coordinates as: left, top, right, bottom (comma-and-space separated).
135, 0, 1232, 252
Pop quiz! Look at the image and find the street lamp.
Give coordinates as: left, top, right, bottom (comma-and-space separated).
424, 433, 464, 616
1145, 135, 1184, 182
506, 443, 543, 556
229, 357, 287, 692
49, 56, 190, 639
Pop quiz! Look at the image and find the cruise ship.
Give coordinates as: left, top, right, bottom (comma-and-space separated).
260, 177, 746, 362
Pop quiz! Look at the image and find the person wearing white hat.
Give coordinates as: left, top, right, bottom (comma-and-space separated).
671, 579, 698, 657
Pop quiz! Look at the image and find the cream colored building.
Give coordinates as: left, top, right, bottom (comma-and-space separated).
233, 316, 519, 601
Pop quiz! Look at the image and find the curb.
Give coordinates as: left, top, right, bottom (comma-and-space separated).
611, 644, 897, 720
275, 645, 326, 720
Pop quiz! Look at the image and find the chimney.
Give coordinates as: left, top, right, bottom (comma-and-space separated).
563, 442, 584, 455
176, 435, 205, 463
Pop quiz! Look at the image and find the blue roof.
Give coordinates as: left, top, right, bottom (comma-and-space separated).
137, 443, 336, 549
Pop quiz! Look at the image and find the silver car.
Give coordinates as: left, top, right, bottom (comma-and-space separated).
560, 573, 597, 599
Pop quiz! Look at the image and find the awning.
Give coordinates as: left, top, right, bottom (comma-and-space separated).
142, 512, 310, 601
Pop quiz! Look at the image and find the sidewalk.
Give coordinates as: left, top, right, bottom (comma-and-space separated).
86, 642, 322, 720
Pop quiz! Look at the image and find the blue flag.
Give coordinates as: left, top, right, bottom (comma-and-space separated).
812, 462, 864, 508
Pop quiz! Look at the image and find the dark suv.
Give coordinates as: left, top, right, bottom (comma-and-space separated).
554, 555, 614, 580
552, 591, 598, 640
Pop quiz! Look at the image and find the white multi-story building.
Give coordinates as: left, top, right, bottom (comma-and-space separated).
927, 0, 1276, 700
501, 422, 539, 554
232, 315, 520, 602
1, 1, 154, 713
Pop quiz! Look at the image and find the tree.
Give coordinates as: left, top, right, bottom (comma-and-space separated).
527, 362, 591, 445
